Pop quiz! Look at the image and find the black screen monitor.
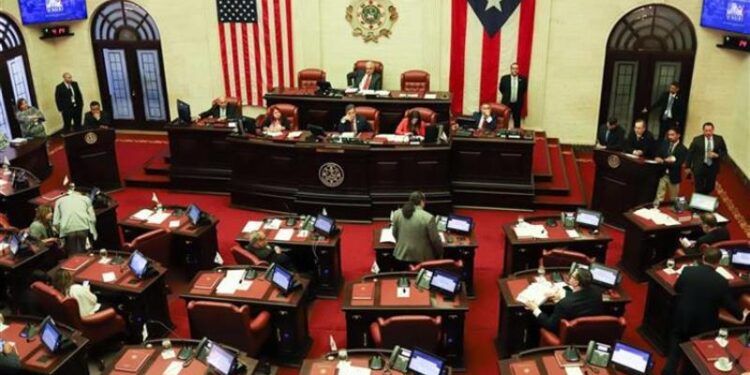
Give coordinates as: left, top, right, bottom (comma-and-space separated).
730, 247, 750, 269
177, 100, 191, 124
314, 214, 335, 236
186, 204, 201, 226
589, 263, 621, 289
407, 348, 446, 375
308, 125, 326, 140
270, 264, 294, 294
575, 208, 603, 229
689, 193, 718, 212
446, 214, 473, 235
40, 318, 62, 353
611, 342, 652, 375
316, 80, 332, 93
129, 250, 149, 279
429, 269, 461, 297
206, 341, 236, 375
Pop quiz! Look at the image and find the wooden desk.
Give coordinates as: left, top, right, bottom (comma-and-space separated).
372, 226, 478, 298
180, 266, 312, 367
498, 346, 619, 375
301, 349, 453, 375
234, 215, 342, 298
502, 215, 613, 276
495, 268, 631, 358
621, 204, 712, 282
166, 123, 235, 193
680, 328, 750, 375
30, 188, 120, 251
1, 167, 41, 228
638, 257, 750, 355
64, 128, 121, 191
119, 205, 219, 277
341, 272, 468, 370
0, 139, 51, 181
0, 316, 89, 374
103, 339, 263, 375
0, 234, 51, 310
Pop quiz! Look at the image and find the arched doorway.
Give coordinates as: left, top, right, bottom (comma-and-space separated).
0, 14, 36, 139
91, 0, 168, 129
598, 4, 696, 134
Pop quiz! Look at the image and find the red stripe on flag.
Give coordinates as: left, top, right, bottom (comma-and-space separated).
252, 23, 264, 106
479, 31, 501, 105
517, 0, 536, 117
218, 24, 231, 97
285, 0, 295, 87
448, 0, 468, 115
229, 24, 242, 100
241, 23, 252, 106
261, 0, 274, 91
273, 1, 285, 88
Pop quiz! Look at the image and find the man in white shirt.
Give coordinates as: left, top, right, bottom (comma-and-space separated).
353, 61, 382, 91
499, 63, 528, 129
685, 122, 727, 194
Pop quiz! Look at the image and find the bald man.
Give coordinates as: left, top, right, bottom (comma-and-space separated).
55, 72, 84, 133
353, 61, 382, 91
199, 96, 240, 120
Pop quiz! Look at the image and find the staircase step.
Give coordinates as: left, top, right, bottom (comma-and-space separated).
534, 141, 569, 196
124, 171, 171, 189
144, 153, 170, 175
534, 145, 587, 210
533, 131, 552, 182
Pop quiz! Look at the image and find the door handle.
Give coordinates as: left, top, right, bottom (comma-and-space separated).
131, 90, 136, 97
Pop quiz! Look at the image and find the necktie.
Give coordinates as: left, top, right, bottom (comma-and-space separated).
67, 84, 75, 104
363, 74, 371, 90
220, 107, 226, 118
665, 95, 674, 118
705, 137, 713, 166
511, 77, 518, 103
479, 116, 485, 130
605, 129, 610, 143
669, 142, 675, 155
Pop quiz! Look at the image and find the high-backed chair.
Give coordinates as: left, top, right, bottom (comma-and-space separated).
540, 316, 627, 346
31, 282, 126, 346
404, 107, 438, 124
370, 316, 442, 353
401, 70, 430, 92
353, 60, 384, 74
674, 239, 746, 258
719, 293, 750, 326
256, 103, 300, 131
354, 106, 380, 133
539, 249, 595, 269
121, 228, 172, 267
410, 259, 464, 276
187, 301, 272, 357
484, 103, 511, 129
230, 245, 268, 266
212, 97, 243, 116
297, 68, 326, 89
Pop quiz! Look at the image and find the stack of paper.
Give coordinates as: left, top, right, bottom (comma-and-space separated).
341, 132, 357, 138
288, 131, 303, 138
264, 219, 282, 230
379, 227, 396, 243
131, 209, 154, 221
336, 361, 371, 375
216, 269, 245, 294
634, 208, 680, 226
242, 221, 263, 233
513, 222, 548, 239
424, 93, 437, 99
516, 282, 554, 306
146, 211, 171, 225
275, 228, 294, 241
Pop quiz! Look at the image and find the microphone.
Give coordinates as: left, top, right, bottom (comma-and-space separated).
145, 319, 184, 341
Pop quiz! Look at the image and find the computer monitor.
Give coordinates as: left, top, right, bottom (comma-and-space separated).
575, 208, 603, 229
177, 100, 191, 124
314, 214, 335, 236
407, 348, 446, 375
689, 193, 718, 212
206, 341, 236, 375
8, 234, 19, 256
308, 125, 326, 140
424, 123, 445, 144
730, 247, 750, 270
429, 269, 461, 297
40, 318, 62, 353
129, 250, 149, 279
446, 214, 473, 235
186, 204, 201, 226
270, 264, 294, 294
611, 342, 652, 375
589, 263, 621, 289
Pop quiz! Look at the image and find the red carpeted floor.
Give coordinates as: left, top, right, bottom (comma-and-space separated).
41, 134, 750, 374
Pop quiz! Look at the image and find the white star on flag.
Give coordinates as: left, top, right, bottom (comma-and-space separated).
486, 0, 502, 11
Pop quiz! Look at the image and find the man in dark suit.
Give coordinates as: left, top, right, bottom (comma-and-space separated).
595, 117, 626, 151
54, 72, 83, 133
652, 127, 688, 206
336, 104, 372, 133
470, 103, 498, 131
199, 96, 240, 120
645, 81, 686, 140
680, 213, 730, 256
662, 248, 749, 375
521, 268, 605, 334
624, 119, 656, 158
352, 61, 382, 91
685, 122, 727, 194
498, 62, 527, 128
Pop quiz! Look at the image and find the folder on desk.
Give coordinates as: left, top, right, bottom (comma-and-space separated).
114, 349, 152, 372
352, 282, 374, 300
310, 362, 337, 374
194, 273, 222, 290
60, 256, 89, 272
694, 340, 726, 361
511, 361, 541, 375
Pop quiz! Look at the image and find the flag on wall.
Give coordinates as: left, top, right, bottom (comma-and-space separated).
216, 0, 295, 106
449, 0, 536, 115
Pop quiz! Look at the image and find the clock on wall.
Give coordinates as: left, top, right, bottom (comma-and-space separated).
40, 25, 74, 40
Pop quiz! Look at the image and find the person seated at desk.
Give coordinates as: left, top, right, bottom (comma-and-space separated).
594, 117, 625, 151
52, 269, 101, 317
15, 98, 46, 139
624, 119, 656, 158
244, 230, 296, 271
83, 101, 112, 129
678, 213, 730, 256
0, 341, 21, 374
261, 107, 290, 133
470, 103, 498, 132
395, 110, 428, 136
336, 104, 371, 134
652, 127, 688, 207
353, 61, 382, 91
29, 205, 57, 242
391, 191, 443, 268
199, 96, 240, 120
521, 268, 605, 334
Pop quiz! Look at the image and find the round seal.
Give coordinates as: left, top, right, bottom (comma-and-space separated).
84, 132, 98, 145
607, 154, 621, 169
319, 162, 345, 188
345, 0, 398, 43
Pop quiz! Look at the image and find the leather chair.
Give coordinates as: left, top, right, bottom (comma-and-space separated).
297, 68, 326, 89
370, 316, 442, 353
230, 245, 268, 266
401, 70, 430, 92
540, 316, 627, 346
539, 249, 595, 268
31, 282, 126, 346
187, 301, 272, 357
410, 259, 464, 276
353, 60, 384, 74
485, 103, 511, 129
719, 293, 750, 326
121, 228, 172, 267
256, 103, 300, 131
404, 107, 438, 125
354, 106, 380, 133
674, 239, 746, 258
212, 97, 242, 116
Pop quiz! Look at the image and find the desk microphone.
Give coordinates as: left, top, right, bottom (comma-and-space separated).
145, 319, 184, 341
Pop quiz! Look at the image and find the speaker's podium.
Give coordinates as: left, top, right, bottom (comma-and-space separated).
591, 149, 662, 228
64, 128, 121, 191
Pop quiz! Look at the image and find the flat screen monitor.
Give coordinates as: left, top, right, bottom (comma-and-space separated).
446, 214, 473, 235
129, 250, 149, 279
270, 264, 294, 294
429, 269, 461, 297
589, 263, 621, 289
407, 348, 445, 375
575, 208, 603, 229
314, 214, 335, 236
730, 247, 750, 269
611, 342, 652, 375
19, 0, 88, 25
186, 204, 201, 226
177, 100, 191, 124
9, 234, 20, 256
206, 341, 236, 375
689, 193, 718, 212
40, 318, 61, 353
701, 0, 750, 35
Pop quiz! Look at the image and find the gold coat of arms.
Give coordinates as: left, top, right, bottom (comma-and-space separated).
345, 0, 398, 43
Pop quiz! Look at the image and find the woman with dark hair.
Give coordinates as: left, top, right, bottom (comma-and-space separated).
15, 98, 46, 138
29, 205, 56, 241
391, 191, 443, 267
395, 110, 428, 136
261, 107, 290, 133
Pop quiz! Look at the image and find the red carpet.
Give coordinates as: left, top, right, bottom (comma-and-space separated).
40, 134, 750, 374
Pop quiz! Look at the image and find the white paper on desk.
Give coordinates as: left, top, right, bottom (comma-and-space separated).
513, 222, 548, 239
380, 228, 396, 243
288, 131, 303, 138
131, 209, 154, 221
716, 266, 735, 280
341, 132, 356, 138
566, 229, 580, 238
102, 272, 116, 283
226, 269, 245, 281
679, 237, 695, 249
344, 87, 359, 94
424, 93, 437, 99
264, 219, 282, 230
359, 89, 375, 96
439, 232, 447, 243
98, 257, 111, 265
242, 221, 263, 233
216, 278, 240, 295
146, 211, 171, 225
663, 267, 678, 275
633, 208, 656, 220
336, 361, 371, 375
265, 131, 284, 137
163, 361, 183, 375
397, 287, 410, 298
161, 349, 176, 360
516, 281, 555, 306
237, 280, 252, 291
275, 228, 294, 241
168, 220, 181, 229
565, 366, 584, 375
715, 213, 729, 224
297, 229, 309, 238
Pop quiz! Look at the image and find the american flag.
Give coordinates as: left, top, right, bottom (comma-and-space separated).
450, 0, 536, 115
216, 0, 294, 106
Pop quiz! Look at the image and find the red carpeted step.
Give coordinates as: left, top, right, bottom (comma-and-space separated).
534, 145, 587, 210
534, 139, 569, 196
533, 131, 552, 182
124, 170, 171, 189
144, 153, 170, 175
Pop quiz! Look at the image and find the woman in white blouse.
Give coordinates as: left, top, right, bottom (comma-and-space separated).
52, 270, 100, 317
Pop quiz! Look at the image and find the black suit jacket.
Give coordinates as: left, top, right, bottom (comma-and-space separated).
353, 70, 382, 91
596, 125, 625, 151
54, 81, 83, 112
199, 104, 240, 119
498, 74, 528, 105
674, 264, 742, 336
655, 140, 688, 184
83, 111, 112, 129
471, 112, 498, 131
336, 114, 371, 133
686, 135, 728, 171
624, 130, 656, 158
650, 91, 686, 124
536, 286, 605, 333
696, 227, 731, 249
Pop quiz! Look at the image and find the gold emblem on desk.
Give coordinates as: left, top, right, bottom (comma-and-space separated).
345, 0, 398, 43
607, 154, 621, 169
319, 162, 345, 188
84, 132, 98, 145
